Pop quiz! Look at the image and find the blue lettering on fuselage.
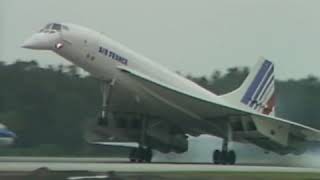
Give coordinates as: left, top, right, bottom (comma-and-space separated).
98, 46, 128, 65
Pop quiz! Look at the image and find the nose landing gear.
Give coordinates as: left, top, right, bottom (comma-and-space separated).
97, 79, 116, 126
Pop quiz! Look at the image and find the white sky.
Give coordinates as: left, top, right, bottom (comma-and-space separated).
2, 0, 320, 80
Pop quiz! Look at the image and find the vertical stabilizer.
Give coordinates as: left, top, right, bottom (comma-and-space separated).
222, 58, 275, 115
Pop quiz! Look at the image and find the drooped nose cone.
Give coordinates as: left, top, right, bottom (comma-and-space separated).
22, 32, 61, 50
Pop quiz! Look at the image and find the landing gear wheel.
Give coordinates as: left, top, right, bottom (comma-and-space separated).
136, 148, 145, 163
129, 148, 137, 162
213, 150, 221, 164
221, 150, 228, 165
227, 150, 236, 165
145, 148, 153, 163
212, 149, 237, 165
129, 147, 153, 163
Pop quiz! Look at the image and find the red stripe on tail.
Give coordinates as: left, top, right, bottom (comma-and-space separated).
262, 94, 275, 115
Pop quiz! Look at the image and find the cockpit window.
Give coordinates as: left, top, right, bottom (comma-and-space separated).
62, 25, 69, 31
52, 23, 61, 31
39, 23, 69, 33
44, 24, 52, 29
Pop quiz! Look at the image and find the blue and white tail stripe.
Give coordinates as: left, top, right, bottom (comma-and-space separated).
249, 65, 273, 107
257, 76, 274, 103
241, 59, 275, 114
221, 58, 276, 115
255, 75, 274, 110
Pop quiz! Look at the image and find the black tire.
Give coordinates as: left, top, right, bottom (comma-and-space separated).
227, 150, 236, 165
221, 151, 228, 165
129, 148, 137, 163
136, 148, 145, 163
213, 150, 221, 164
145, 148, 153, 163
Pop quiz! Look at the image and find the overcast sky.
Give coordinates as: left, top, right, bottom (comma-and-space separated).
2, 0, 320, 79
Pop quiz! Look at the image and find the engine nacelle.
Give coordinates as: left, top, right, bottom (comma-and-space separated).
146, 128, 188, 153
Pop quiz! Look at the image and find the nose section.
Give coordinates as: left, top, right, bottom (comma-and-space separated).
7, 130, 17, 139
0, 129, 16, 146
22, 32, 61, 50
0, 129, 16, 138
21, 35, 41, 49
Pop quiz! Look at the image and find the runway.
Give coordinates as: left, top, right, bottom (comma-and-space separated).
0, 156, 319, 172
0, 156, 319, 173
1, 161, 320, 173
0, 157, 319, 179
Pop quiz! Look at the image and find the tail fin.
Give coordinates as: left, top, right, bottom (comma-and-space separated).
222, 58, 275, 115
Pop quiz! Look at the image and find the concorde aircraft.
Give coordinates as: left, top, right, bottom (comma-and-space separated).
22, 23, 320, 164
0, 124, 16, 147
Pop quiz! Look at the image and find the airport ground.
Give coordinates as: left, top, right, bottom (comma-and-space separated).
1, 170, 320, 180
0, 157, 320, 180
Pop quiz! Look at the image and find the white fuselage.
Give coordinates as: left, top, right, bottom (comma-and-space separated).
53, 24, 226, 106
22, 23, 242, 153
23, 23, 320, 161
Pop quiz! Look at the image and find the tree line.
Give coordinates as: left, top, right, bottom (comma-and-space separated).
0, 60, 319, 156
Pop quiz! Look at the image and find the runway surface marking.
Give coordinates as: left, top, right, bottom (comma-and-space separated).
0, 162, 320, 173
0, 156, 320, 180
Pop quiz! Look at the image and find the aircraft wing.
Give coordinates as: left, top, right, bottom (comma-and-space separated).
117, 66, 320, 155
90, 142, 139, 149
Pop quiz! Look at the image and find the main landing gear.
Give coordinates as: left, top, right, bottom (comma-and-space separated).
97, 79, 154, 163
129, 116, 153, 163
129, 147, 153, 163
212, 138, 236, 165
